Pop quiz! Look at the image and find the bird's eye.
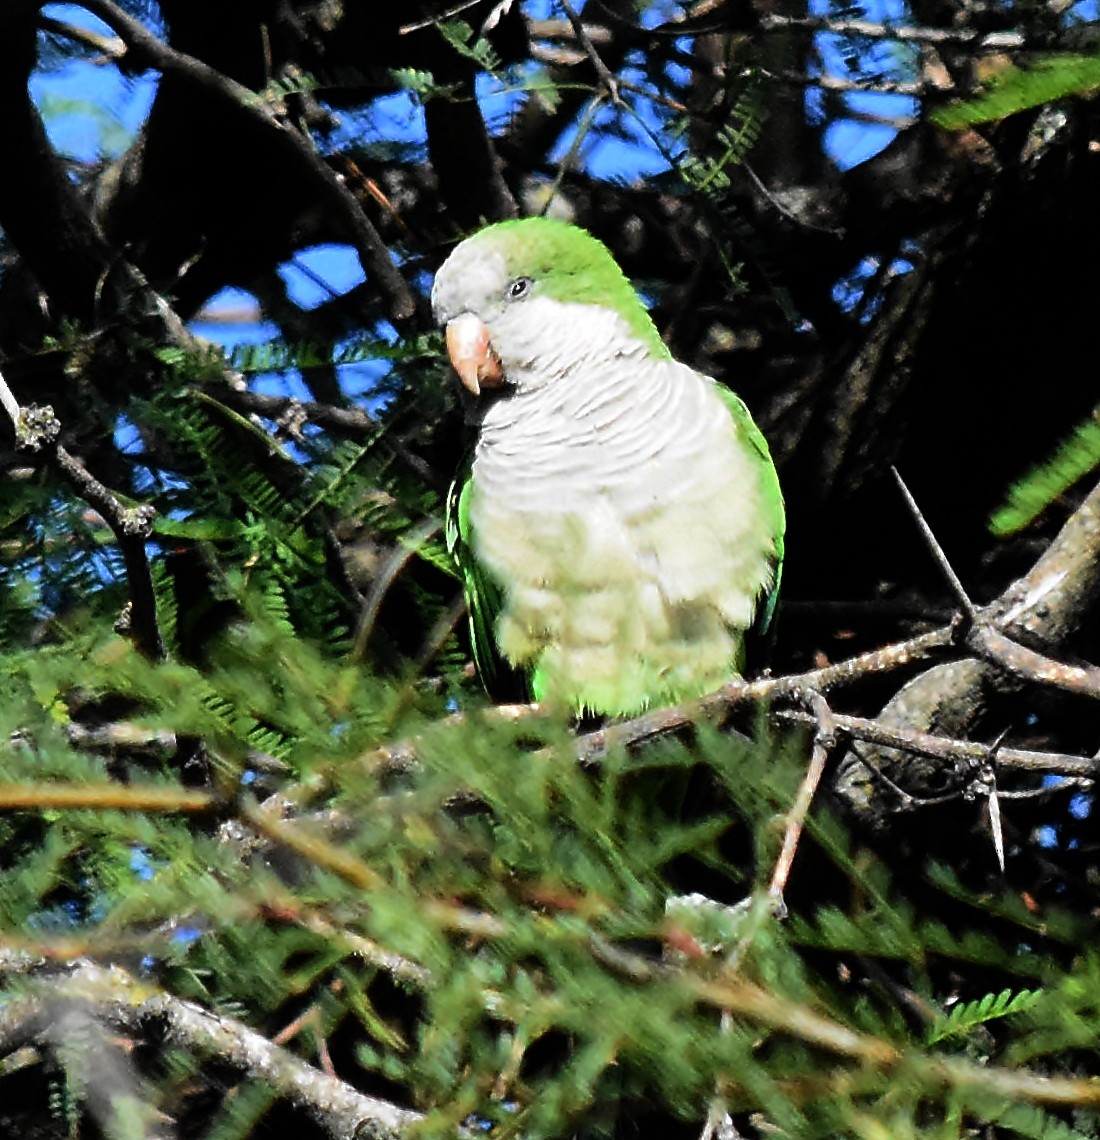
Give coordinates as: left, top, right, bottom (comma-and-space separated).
506, 276, 533, 301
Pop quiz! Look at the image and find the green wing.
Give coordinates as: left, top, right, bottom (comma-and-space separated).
445, 463, 529, 703
715, 386, 785, 649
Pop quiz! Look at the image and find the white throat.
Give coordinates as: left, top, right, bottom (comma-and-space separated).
489, 297, 651, 394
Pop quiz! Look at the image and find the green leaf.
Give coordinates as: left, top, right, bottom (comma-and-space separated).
927, 987, 1044, 1044
988, 1100, 1093, 1140
932, 52, 1100, 130
437, 19, 502, 74
152, 516, 248, 541
990, 406, 1100, 535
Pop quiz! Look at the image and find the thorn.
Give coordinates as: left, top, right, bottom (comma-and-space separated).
988, 786, 1006, 873
986, 727, 1010, 873
891, 467, 976, 623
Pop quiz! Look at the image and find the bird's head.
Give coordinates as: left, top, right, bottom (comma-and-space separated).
431, 217, 669, 396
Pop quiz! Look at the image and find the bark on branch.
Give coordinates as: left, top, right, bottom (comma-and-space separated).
0, 958, 429, 1140
836, 477, 1100, 823
76, 0, 418, 323
0, 367, 164, 659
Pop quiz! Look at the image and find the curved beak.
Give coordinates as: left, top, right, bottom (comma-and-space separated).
445, 313, 505, 397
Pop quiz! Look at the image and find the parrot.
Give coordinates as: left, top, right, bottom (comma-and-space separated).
431, 217, 784, 717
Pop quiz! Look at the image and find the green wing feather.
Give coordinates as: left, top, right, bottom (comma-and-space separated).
715, 386, 785, 650
445, 462, 529, 703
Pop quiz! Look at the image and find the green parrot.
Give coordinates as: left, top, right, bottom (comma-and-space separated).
432, 217, 784, 717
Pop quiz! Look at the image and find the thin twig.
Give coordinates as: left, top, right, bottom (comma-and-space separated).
351, 517, 445, 661
775, 709, 1097, 779
892, 467, 976, 621
586, 935, 1100, 1109
893, 464, 1100, 700
0, 782, 214, 813
846, 742, 961, 808
415, 591, 468, 672
758, 12, 1027, 49
998, 777, 1092, 799
836, 476, 1100, 820
77, 0, 416, 323
762, 67, 944, 97
768, 691, 838, 908
743, 161, 847, 236
53, 441, 163, 659
239, 798, 386, 892
354, 626, 953, 779
399, 0, 486, 35
540, 94, 606, 216
572, 627, 952, 768
366, 585, 1096, 787
208, 387, 447, 492
0, 370, 164, 659
284, 901, 434, 990
559, 0, 623, 105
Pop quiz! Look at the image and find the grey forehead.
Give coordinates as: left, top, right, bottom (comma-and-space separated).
431, 242, 508, 324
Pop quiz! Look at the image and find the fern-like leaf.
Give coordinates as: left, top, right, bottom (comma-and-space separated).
932, 52, 1100, 130
258, 72, 319, 105
987, 1101, 1093, 1140
228, 335, 438, 376
927, 987, 1043, 1044
437, 19, 502, 74
990, 405, 1100, 535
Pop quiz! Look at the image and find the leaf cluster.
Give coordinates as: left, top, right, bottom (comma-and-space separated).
5, 632, 1100, 1138
933, 52, 1100, 130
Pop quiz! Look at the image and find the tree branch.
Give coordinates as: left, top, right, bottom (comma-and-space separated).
768, 691, 838, 908
837, 476, 1100, 821
775, 709, 1096, 780
207, 386, 448, 493
757, 12, 1027, 49
0, 960, 430, 1140
0, 369, 164, 660
75, 0, 418, 324
559, 0, 623, 104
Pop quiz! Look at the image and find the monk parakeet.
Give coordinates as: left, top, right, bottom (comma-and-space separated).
432, 217, 784, 716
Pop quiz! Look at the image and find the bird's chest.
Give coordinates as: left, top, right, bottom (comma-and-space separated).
467, 392, 718, 589
467, 396, 665, 542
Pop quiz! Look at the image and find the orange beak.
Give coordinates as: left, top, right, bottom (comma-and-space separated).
445, 313, 505, 396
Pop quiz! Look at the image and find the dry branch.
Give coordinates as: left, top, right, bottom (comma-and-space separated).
75, 0, 417, 323
0, 367, 164, 660
0, 959, 428, 1140
757, 13, 1027, 49
837, 476, 1100, 820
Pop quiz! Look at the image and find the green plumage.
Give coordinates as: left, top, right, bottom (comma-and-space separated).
445, 470, 528, 703
458, 217, 673, 359
434, 218, 784, 716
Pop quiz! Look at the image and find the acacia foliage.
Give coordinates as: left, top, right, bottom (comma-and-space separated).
4, 623, 1100, 1139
